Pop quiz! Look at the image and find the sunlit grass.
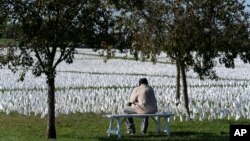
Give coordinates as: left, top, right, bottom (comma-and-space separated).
1, 112, 249, 141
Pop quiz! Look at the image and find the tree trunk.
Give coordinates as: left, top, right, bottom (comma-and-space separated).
175, 59, 181, 106
46, 75, 56, 139
180, 62, 190, 118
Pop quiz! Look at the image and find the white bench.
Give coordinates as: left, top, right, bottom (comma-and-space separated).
103, 112, 174, 138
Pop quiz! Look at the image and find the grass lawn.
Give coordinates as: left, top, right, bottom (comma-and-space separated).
0, 112, 250, 141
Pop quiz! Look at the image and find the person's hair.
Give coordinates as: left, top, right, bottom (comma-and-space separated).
139, 78, 148, 86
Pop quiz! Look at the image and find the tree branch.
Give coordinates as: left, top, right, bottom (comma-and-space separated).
34, 47, 46, 72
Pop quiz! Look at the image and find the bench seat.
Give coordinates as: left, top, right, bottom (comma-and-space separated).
103, 112, 174, 138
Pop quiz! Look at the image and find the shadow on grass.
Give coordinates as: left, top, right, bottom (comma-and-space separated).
98, 131, 229, 141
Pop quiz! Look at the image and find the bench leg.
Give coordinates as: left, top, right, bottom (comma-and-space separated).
151, 116, 161, 133
107, 119, 113, 137
163, 117, 171, 135
156, 116, 161, 133
116, 117, 122, 138
151, 116, 171, 135
106, 117, 125, 138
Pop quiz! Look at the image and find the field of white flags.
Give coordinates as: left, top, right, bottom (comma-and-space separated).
0, 49, 250, 121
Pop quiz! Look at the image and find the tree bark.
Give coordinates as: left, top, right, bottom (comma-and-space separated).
175, 58, 181, 106
46, 74, 56, 139
180, 61, 190, 118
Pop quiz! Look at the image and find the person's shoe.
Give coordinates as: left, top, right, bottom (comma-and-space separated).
141, 131, 146, 135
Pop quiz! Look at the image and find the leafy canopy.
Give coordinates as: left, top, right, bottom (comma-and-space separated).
1, 0, 116, 80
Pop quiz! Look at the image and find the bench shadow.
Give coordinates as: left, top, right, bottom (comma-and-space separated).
98, 131, 229, 141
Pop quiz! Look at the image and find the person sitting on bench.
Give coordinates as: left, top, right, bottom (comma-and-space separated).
124, 78, 158, 135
